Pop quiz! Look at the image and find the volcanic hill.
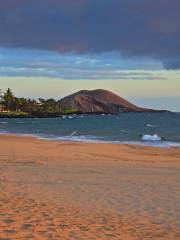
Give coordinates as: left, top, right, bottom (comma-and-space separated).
59, 89, 159, 114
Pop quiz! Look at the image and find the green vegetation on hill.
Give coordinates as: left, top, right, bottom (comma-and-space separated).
0, 88, 77, 117
0, 111, 29, 118
63, 108, 79, 114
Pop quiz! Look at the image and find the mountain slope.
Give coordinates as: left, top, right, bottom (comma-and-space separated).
59, 89, 156, 113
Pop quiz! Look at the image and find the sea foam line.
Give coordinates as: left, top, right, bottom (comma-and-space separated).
0, 130, 180, 148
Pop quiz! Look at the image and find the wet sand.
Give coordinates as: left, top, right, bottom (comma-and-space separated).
0, 135, 180, 239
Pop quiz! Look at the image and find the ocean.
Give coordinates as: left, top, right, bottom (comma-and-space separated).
0, 112, 180, 148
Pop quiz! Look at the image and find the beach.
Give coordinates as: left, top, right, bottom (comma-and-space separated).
0, 134, 180, 239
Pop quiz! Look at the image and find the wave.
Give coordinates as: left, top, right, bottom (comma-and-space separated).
0, 130, 180, 148
0, 130, 9, 134
52, 135, 103, 143
0, 121, 8, 124
38, 135, 180, 148
142, 134, 162, 141
121, 140, 180, 148
146, 124, 156, 128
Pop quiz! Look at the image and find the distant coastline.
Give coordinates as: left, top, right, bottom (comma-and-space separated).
0, 110, 169, 118
0, 88, 168, 118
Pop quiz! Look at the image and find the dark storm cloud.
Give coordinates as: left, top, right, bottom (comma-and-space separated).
0, 0, 180, 68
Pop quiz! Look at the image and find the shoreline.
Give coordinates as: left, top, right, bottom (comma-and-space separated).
0, 110, 173, 119
0, 133, 180, 164
1, 132, 180, 149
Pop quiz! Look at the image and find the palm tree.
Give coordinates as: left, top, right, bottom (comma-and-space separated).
2, 88, 15, 110
14, 98, 24, 111
0, 89, 4, 102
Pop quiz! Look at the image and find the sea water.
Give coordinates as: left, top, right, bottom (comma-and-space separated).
0, 112, 180, 148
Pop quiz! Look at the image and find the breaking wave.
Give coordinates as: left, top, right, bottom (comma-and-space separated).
142, 134, 162, 141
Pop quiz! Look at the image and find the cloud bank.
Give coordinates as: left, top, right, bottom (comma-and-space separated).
0, 0, 180, 68
0, 47, 165, 79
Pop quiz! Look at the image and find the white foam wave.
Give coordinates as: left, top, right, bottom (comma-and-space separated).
0, 130, 9, 134
121, 140, 180, 148
0, 131, 179, 149
70, 131, 77, 136
55, 135, 103, 143
142, 134, 161, 141
146, 124, 156, 128
36, 134, 180, 148
120, 129, 125, 132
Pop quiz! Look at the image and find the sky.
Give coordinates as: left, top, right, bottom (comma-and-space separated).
0, 0, 180, 111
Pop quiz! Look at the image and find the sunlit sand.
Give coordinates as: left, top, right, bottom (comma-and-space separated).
0, 135, 180, 239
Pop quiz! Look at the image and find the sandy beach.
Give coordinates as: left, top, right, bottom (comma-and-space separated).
0, 134, 180, 239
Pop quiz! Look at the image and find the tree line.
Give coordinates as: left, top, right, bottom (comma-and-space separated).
0, 88, 71, 116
